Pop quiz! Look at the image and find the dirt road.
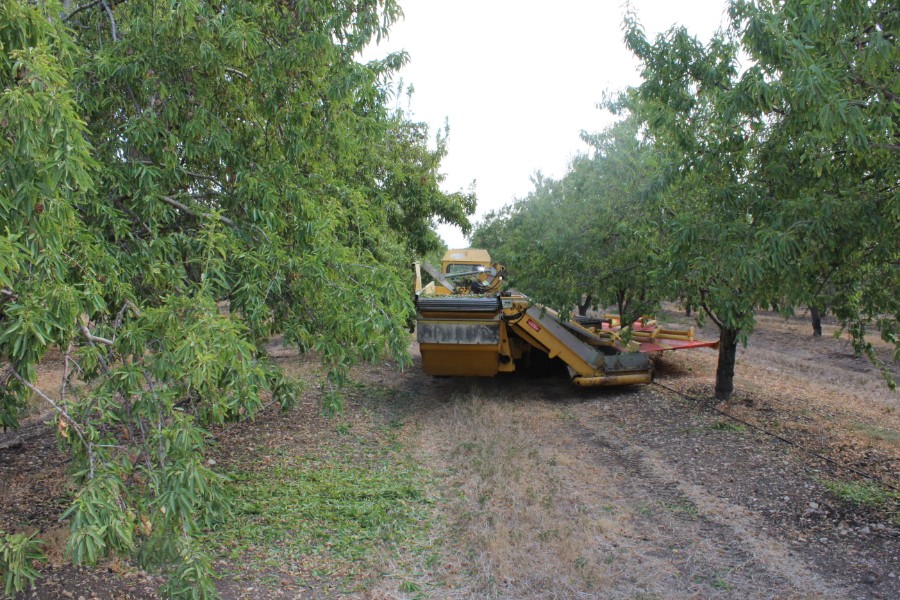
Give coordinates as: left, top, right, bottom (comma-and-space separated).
405, 374, 896, 599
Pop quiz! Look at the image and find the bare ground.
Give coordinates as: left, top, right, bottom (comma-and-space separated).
1, 308, 898, 599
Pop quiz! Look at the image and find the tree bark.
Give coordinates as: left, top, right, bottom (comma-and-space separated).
810, 306, 822, 337
715, 327, 739, 400
616, 289, 628, 323
578, 294, 592, 317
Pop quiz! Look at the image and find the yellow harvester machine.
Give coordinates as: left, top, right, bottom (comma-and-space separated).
414, 249, 718, 387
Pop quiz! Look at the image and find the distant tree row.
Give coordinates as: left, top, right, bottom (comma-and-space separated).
0, 1, 473, 596
473, 0, 897, 399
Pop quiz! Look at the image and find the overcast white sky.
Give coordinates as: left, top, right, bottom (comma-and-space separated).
364, 0, 730, 248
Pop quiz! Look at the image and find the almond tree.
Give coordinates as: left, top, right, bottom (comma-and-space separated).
620, 0, 897, 398
0, 1, 473, 596
619, 12, 802, 399
730, 0, 898, 380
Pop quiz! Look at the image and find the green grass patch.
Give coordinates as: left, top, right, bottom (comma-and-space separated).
202, 428, 438, 592
208, 458, 431, 565
821, 479, 899, 521
709, 420, 747, 433
693, 570, 735, 591
666, 501, 699, 517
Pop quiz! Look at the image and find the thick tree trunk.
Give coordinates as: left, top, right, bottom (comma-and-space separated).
715, 327, 739, 400
578, 294, 592, 317
810, 306, 822, 337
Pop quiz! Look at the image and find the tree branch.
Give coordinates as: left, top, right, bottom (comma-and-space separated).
60, 342, 74, 405
78, 320, 112, 372
64, 0, 126, 22
159, 195, 237, 229
80, 324, 114, 346
64, 0, 102, 20
699, 288, 725, 330
10, 368, 95, 479
224, 67, 249, 79
182, 170, 219, 182
99, 0, 118, 42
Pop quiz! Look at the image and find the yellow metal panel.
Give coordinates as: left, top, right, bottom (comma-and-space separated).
442, 248, 492, 267
497, 320, 518, 372
572, 372, 653, 386
416, 310, 498, 320
420, 343, 500, 376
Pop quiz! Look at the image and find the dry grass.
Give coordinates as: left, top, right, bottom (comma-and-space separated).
410, 389, 624, 599
849, 422, 900, 449
406, 383, 842, 599
38, 525, 70, 567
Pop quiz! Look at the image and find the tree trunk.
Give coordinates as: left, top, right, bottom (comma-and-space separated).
715, 327, 739, 400
684, 297, 692, 317
810, 306, 822, 337
578, 294, 592, 317
616, 289, 628, 323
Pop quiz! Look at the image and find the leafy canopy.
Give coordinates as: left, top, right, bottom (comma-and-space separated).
476, 0, 897, 399
615, 0, 897, 395
0, 0, 473, 596
472, 117, 666, 325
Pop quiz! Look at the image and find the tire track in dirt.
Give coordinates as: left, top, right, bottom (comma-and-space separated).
568, 408, 839, 598
566, 382, 899, 599
407, 365, 893, 599
412, 383, 758, 597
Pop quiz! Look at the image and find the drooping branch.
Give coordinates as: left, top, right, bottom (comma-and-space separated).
10, 368, 95, 479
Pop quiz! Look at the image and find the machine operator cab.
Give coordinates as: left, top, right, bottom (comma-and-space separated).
416, 249, 505, 296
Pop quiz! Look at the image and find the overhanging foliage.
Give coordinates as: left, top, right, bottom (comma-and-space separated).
0, 0, 474, 596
